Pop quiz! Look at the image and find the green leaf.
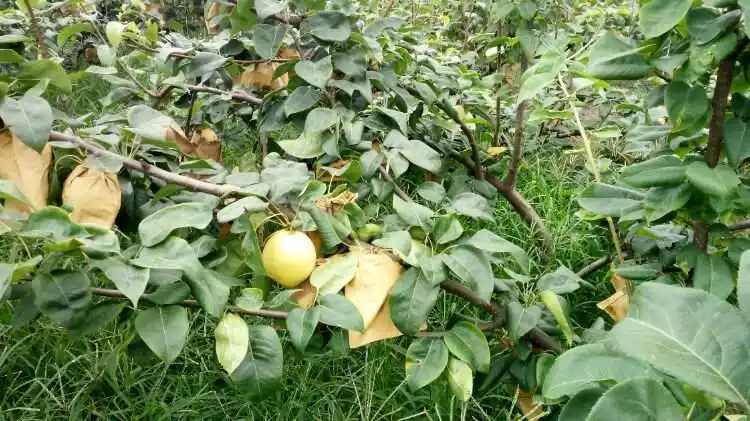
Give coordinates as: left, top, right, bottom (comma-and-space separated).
665, 81, 711, 134
0, 48, 23, 63
310, 253, 358, 295
447, 358, 473, 401
333, 53, 366, 77
0, 179, 31, 205
0, 264, 14, 300
57, 22, 94, 47
558, 388, 605, 421
585, 378, 684, 421
21, 207, 87, 241
215, 313, 249, 375
217, 197, 267, 224
242, 228, 266, 277
740, 250, 750, 314
231, 325, 283, 396
644, 184, 692, 221
443, 246, 494, 301
304, 107, 339, 134
607, 282, 750, 410
506, 301, 542, 341
329, 78, 372, 103
389, 268, 440, 335
377, 108, 408, 134
417, 182, 445, 203
302, 12, 352, 42
235, 288, 265, 310
577, 183, 645, 219
283, 86, 320, 116
135, 306, 189, 364
255, 0, 286, 19
724, 118, 750, 168
405, 338, 449, 391
287, 307, 320, 352
316, 294, 364, 331
452, 192, 493, 222
277, 131, 326, 159
443, 321, 490, 373
144, 282, 191, 305
105, 21, 125, 48
432, 214, 463, 245
295, 56, 332, 89
398, 140, 442, 173
373, 230, 412, 256
467, 229, 529, 273
687, 7, 742, 45
412, 81, 436, 105
614, 262, 661, 280
360, 150, 383, 177
67, 301, 124, 337
186, 52, 227, 79
540, 290, 573, 346
32, 271, 90, 327
694, 253, 734, 299
543, 343, 658, 400
0, 93, 52, 152
587, 32, 649, 80
537, 266, 585, 294
253, 23, 287, 59
18, 59, 72, 93
138, 202, 214, 247
686, 161, 740, 199
639, 0, 691, 39
621, 155, 685, 188
393, 195, 434, 229
90, 257, 149, 307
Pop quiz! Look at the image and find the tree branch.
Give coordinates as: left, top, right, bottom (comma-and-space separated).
433, 99, 483, 180
180, 84, 263, 105
48, 131, 239, 196
576, 256, 611, 278
22, 0, 47, 59
118, 59, 157, 98
379, 165, 410, 202
505, 99, 527, 188
729, 219, 750, 231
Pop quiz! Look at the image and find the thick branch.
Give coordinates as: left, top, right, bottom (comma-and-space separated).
705, 38, 748, 168
729, 219, 750, 231
48, 131, 239, 196
433, 99, 484, 180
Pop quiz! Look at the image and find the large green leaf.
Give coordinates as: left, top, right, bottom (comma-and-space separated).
686, 161, 740, 199
724, 118, 750, 169
639, 0, 692, 39
389, 267, 440, 335
231, 325, 283, 396
32, 271, 91, 327
18, 59, 72, 93
138, 202, 214, 247
443, 321, 490, 373
277, 131, 326, 159
620, 155, 685, 188
21, 207, 87, 241
215, 313, 249, 375
304, 107, 339, 134
432, 214, 463, 245
135, 306, 189, 364
286, 307, 320, 352
644, 184, 692, 221
417, 182, 446, 204
585, 378, 684, 420
451, 192, 493, 222
607, 282, 750, 410
302, 12, 352, 42
186, 52, 228, 79
540, 290, 573, 346
447, 358, 473, 402
283, 86, 320, 116
0, 179, 31, 206
467, 229, 530, 273
537, 266, 586, 294
0, 93, 53, 152
694, 253, 734, 299
398, 140, 442, 173
587, 32, 649, 80
542, 343, 658, 400
393, 195, 434, 229
405, 338, 449, 391
90, 257, 149, 307
665, 82, 711, 134
577, 183, 645, 219
310, 253, 358, 295
443, 246, 494, 301
255, 0, 286, 19
687, 7, 742, 45
316, 294, 364, 331
295, 56, 332, 89
217, 196, 267, 224
253, 23, 287, 59
506, 301, 542, 341
558, 388, 605, 421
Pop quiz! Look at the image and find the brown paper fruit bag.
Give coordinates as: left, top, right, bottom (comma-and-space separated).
62, 165, 121, 228
0, 130, 52, 213
189, 127, 222, 162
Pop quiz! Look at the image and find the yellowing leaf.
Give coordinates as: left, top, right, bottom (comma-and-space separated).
510, 385, 544, 421
487, 146, 507, 157
214, 313, 249, 375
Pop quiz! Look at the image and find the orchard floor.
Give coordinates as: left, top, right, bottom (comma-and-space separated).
0, 150, 614, 420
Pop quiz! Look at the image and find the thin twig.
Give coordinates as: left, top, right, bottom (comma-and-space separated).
576, 256, 611, 278
118, 59, 157, 97
558, 74, 624, 265
434, 100, 484, 180
181, 84, 263, 105
22, 0, 47, 59
379, 165, 410, 201
48, 131, 238, 196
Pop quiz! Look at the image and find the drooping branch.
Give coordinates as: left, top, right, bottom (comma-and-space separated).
434, 100, 484, 181
48, 131, 239, 196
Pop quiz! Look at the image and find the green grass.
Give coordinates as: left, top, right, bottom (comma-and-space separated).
0, 148, 616, 420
